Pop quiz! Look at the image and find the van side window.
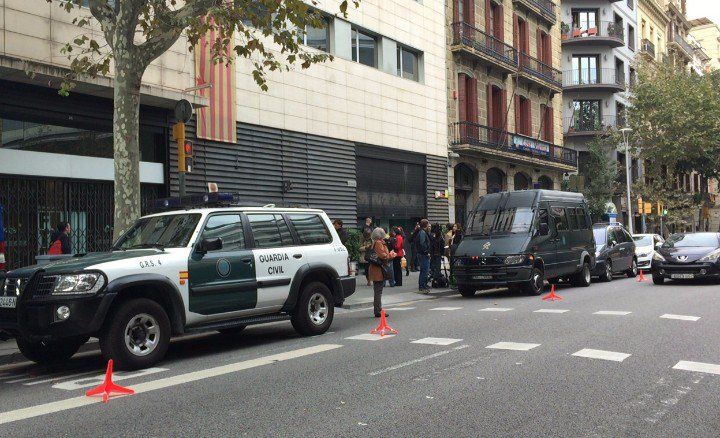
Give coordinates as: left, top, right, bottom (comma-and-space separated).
566, 207, 578, 230
201, 214, 245, 251
247, 214, 295, 248
287, 214, 332, 244
576, 208, 589, 229
551, 207, 568, 231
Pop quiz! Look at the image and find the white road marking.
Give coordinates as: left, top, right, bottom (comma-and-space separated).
345, 333, 396, 341
5, 375, 40, 384
412, 337, 463, 346
0, 350, 100, 373
368, 345, 469, 376
534, 309, 570, 314
25, 370, 99, 386
52, 367, 169, 391
430, 307, 463, 311
673, 361, 720, 375
594, 311, 632, 316
479, 307, 513, 312
0, 344, 342, 425
572, 348, 631, 362
660, 314, 700, 322
384, 307, 416, 311
486, 342, 540, 351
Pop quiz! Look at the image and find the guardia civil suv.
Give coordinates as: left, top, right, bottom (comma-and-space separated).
0, 194, 355, 370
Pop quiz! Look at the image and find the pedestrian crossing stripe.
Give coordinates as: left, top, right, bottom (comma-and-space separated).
412, 337, 463, 346
594, 311, 632, 316
345, 333, 396, 341
479, 307, 513, 312
534, 309, 570, 314
430, 307, 463, 311
572, 348, 631, 362
486, 342, 540, 351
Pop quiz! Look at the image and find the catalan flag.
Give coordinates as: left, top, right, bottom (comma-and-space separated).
194, 28, 237, 143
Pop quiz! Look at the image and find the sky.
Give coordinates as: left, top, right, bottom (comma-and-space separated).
686, 0, 720, 26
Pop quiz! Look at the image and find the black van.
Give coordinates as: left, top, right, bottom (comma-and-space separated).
452, 190, 596, 296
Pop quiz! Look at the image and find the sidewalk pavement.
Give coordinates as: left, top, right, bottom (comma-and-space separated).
342, 271, 456, 309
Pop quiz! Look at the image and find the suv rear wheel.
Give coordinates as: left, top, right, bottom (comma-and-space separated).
16, 336, 88, 365
100, 298, 171, 370
571, 262, 592, 287
522, 267, 544, 296
291, 281, 334, 336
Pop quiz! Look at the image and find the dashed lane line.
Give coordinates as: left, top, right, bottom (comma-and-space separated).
572, 348, 631, 362
411, 337, 463, 346
479, 307, 514, 312
534, 309, 570, 314
384, 307, 416, 311
368, 345, 469, 376
486, 342, 541, 351
430, 307, 463, 311
660, 314, 701, 322
0, 343, 343, 426
25, 370, 99, 386
52, 367, 169, 391
673, 361, 720, 375
345, 334, 396, 341
594, 311, 632, 316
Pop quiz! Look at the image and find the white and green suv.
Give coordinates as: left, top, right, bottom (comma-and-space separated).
0, 199, 355, 369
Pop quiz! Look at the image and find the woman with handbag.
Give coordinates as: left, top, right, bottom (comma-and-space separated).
367, 227, 395, 317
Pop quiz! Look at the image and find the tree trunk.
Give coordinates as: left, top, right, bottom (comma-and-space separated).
112, 54, 144, 241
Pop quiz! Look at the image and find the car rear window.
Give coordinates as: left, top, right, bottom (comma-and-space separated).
287, 214, 332, 245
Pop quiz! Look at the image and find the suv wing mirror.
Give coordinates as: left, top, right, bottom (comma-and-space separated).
197, 237, 222, 253
538, 223, 549, 236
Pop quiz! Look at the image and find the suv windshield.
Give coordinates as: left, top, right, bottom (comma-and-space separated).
468, 207, 534, 235
633, 235, 653, 246
662, 233, 719, 248
593, 228, 607, 245
114, 214, 201, 249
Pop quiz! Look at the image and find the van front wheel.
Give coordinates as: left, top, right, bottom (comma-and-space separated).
522, 267, 544, 296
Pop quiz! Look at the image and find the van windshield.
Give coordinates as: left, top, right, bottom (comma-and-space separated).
468, 207, 534, 235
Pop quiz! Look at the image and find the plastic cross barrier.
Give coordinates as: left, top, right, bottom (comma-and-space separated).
85, 360, 135, 403
370, 309, 398, 336
637, 270, 647, 282
541, 284, 563, 301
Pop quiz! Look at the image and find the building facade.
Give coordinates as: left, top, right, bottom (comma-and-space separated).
0, 0, 202, 269
638, 0, 670, 65
446, 0, 574, 226
662, 0, 694, 70
689, 17, 720, 71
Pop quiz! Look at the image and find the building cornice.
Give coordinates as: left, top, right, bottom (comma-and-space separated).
639, 0, 671, 26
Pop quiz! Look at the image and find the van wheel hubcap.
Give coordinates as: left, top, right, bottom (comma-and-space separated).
584, 265, 590, 283
124, 314, 159, 357
308, 293, 328, 325
533, 271, 543, 291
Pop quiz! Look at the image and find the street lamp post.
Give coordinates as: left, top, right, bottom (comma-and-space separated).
620, 128, 633, 234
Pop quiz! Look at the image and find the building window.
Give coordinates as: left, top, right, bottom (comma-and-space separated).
518, 95, 531, 136
396, 46, 419, 81
300, 17, 330, 51
571, 55, 599, 85
572, 100, 602, 131
351, 27, 377, 67
540, 104, 553, 142
628, 25, 635, 51
572, 9, 599, 30
627, 0, 634, 10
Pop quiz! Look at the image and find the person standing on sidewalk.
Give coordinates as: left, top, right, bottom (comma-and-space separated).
398, 226, 410, 276
48, 222, 72, 255
333, 219, 349, 246
410, 223, 421, 272
417, 219, 431, 294
368, 227, 395, 317
359, 229, 373, 286
391, 227, 405, 287
385, 229, 397, 287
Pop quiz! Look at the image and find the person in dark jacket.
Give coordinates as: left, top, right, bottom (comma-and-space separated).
409, 223, 421, 272
333, 219, 349, 246
49, 222, 72, 255
416, 219, 431, 293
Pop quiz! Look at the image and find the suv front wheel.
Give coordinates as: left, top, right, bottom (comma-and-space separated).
291, 281, 334, 336
571, 262, 592, 287
100, 298, 171, 370
522, 267, 545, 296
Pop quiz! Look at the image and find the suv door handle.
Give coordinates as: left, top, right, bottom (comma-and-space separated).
293, 254, 303, 259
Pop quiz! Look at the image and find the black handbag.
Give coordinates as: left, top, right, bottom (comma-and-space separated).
365, 247, 383, 267
382, 264, 393, 280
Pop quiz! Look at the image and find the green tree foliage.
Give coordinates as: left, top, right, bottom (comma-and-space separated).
49, 0, 358, 239
628, 62, 720, 228
578, 134, 619, 220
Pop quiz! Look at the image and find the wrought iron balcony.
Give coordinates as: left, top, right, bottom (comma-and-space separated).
564, 115, 624, 137
513, 0, 557, 26
670, 33, 694, 59
641, 38, 656, 60
450, 22, 518, 73
561, 21, 625, 48
518, 53, 562, 93
562, 68, 626, 92
450, 121, 577, 168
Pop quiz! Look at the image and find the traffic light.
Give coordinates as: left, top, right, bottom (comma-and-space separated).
183, 140, 193, 173
644, 202, 652, 214
637, 197, 643, 213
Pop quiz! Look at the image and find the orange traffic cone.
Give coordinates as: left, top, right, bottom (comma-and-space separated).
86, 360, 135, 403
370, 309, 398, 337
637, 270, 646, 282
541, 284, 563, 301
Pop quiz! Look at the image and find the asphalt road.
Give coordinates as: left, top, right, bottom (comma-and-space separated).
1, 275, 720, 437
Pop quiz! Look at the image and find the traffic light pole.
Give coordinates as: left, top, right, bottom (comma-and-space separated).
179, 173, 186, 197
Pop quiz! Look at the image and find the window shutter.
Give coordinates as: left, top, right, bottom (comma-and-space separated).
514, 95, 521, 134
464, 0, 475, 26
540, 104, 547, 140
496, 4, 504, 41
453, 0, 460, 23
458, 74, 467, 122
485, 0, 492, 33
545, 32, 552, 67
526, 100, 532, 136
513, 14, 519, 49
548, 106, 555, 142
486, 84, 494, 129
536, 29, 543, 61
469, 77, 479, 124
501, 89, 508, 130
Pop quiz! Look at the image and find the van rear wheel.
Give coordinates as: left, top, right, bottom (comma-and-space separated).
571, 262, 592, 287
522, 267, 544, 296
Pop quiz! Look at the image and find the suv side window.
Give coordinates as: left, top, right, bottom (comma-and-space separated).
288, 214, 332, 245
551, 207, 568, 231
566, 207, 578, 230
576, 208, 588, 229
201, 214, 245, 251
247, 214, 294, 248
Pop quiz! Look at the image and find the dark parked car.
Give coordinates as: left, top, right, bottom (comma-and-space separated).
453, 190, 596, 296
591, 223, 638, 281
651, 232, 720, 284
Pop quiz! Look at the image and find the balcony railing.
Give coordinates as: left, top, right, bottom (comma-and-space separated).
562, 68, 626, 89
519, 53, 562, 89
451, 22, 518, 68
564, 115, 625, 135
513, 0, 557, 24
672, 33, 694, 58
641, 38, 656, 58
450, 121, 577, 167
561, 21, 624, 44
